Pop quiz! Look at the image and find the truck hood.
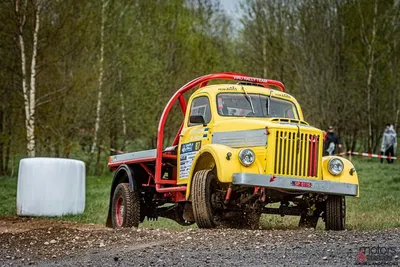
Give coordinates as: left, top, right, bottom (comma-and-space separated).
212, 118, 322, 134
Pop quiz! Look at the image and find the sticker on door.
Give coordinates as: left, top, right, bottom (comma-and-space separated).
179, 141, 201, 179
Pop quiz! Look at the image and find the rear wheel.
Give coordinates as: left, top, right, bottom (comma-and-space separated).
192, 170, 220, 228
112, 183, 140, 228
325, 195, 346, 230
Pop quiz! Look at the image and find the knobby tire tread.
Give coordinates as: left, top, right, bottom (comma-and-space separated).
192, 170, 215, 228
325, 195, 345, 231
112, 183, 140, 228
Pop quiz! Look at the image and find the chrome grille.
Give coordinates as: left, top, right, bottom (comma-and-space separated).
274, 130, 320, 177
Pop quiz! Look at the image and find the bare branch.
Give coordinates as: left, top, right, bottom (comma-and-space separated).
35, 86, 69, 105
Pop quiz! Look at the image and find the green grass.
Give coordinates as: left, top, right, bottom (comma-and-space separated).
0, 177, 17, 216
1, 158, 399, 230
345, 158, 400, 230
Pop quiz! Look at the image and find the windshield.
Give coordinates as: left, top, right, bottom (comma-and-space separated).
217, 93, 299, 119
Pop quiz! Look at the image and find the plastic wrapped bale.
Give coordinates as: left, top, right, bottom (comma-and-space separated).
17, 158, 85, 216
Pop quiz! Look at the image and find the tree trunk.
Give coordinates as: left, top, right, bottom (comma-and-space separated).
119, 91, 127, 151
5, 134, 11, 175
262, 26, 267, 77
366, 1, 377, 153
16, 0, 41, 157
95, 145, 102, 176
109, 119, 117, 156
351, 130, 358, 152
27, 2, 40, 157
92, 0, 108, 154
0, 109, 4, 175
357, 0, 377, 153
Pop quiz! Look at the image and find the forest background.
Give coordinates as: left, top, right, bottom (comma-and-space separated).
0, 0, 399, 175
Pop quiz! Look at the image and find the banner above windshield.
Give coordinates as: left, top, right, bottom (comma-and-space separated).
217, 93, 299, 119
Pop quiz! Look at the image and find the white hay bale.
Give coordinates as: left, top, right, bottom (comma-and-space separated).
17, 158, 85, 216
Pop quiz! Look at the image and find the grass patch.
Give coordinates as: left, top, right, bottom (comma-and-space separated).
0, 158, 399, 230
0, 177, 17, 216
345, 159, 400, 230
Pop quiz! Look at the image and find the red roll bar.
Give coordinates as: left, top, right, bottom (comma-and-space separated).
155, 72, 285, 191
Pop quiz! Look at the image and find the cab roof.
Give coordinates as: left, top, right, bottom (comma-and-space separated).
193, 84, 297, 101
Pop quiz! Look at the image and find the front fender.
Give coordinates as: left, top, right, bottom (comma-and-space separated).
185, 144, 263, 199
322, 156, 360, 197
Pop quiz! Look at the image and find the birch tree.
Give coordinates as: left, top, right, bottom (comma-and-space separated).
357, 0, 378, 152
92, 0, 109, 154
15, 0, 43, 157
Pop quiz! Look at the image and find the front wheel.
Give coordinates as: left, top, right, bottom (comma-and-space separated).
325, 195, 346, 230
192, 170, 220, 228
111, 183, 140, 228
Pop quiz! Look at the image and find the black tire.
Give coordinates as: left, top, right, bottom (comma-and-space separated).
325, 195, 346, 230
111, 183, 140, 228
192, 170, 219, 228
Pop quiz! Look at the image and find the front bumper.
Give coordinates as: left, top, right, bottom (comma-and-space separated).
232, 173, 358, 196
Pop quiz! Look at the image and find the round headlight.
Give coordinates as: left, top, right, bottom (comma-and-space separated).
328, 158, 344, 176
238, 148, 255, 167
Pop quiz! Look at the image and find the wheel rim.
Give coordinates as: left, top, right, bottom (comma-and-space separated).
115, 196, 124, 227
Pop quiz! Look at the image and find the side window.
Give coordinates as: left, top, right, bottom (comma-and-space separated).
189, 96, 211, 125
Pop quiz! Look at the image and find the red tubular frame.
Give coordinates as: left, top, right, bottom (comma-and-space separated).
154, 72, 285, 193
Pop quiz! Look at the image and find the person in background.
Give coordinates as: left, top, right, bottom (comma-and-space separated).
324, 126, 342, 156
380, 124, 397, 164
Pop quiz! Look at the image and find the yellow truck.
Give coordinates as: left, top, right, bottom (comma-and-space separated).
106, 72, 359, 230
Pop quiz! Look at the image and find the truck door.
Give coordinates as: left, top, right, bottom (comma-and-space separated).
177, 95, 212, 184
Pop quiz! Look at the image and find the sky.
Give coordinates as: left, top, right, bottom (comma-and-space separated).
218, 0, 241, 18
217, 0, 243, 29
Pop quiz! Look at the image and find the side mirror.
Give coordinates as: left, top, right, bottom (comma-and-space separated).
189, 115, 206, 126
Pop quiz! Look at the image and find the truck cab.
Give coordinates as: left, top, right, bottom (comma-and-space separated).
106, 73, 359, 230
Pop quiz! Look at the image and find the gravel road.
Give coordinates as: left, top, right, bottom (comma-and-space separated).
1, 217, 399, 267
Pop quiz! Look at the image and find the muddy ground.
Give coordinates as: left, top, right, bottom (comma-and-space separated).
0, 216, 399, 267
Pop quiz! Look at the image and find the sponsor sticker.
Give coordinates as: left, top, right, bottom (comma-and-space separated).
218, 86, 237, 91
274, 92, 292, 98
218, 97, 224, 108
233, 76, 269, 83
179, 141, 202, 179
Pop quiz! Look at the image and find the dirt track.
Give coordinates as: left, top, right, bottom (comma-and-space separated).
1, 217, 399, 267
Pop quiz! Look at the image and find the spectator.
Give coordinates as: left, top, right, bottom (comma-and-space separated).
324, 126, 342, 156
380, 124, 397, 164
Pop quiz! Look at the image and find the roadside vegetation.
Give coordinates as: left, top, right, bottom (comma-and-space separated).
1, 158, 399, 230
1, 1, 399, 177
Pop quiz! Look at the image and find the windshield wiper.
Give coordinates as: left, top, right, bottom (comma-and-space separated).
241, 86, 255, 115
266, 91, 272, 115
